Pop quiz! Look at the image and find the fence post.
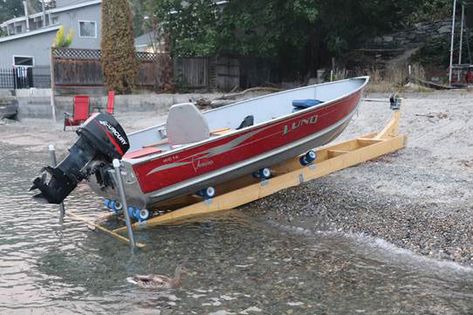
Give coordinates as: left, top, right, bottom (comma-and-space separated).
12, 67, 17, 91
27, 67, 33, 88
50, 49, 57, 122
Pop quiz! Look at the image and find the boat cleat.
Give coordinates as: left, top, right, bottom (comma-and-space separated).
299, 150, 317, 166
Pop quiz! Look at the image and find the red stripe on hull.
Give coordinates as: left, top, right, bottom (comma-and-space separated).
133, 91, 361, 193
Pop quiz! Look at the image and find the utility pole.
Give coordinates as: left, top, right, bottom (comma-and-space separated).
23, 1, 30, 32
41, 0, 47, 27
449, 0, 458, 86
458, 3, 465, 81
459, 3, 466, 65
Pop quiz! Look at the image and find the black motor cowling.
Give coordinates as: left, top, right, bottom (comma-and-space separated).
30, 112, 130, 204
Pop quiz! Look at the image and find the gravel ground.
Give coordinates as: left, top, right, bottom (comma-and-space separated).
243, 90, 473, 265
1, 90, 472, 265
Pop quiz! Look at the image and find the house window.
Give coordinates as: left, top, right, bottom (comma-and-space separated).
52, 16, 59, 25
79, 20, 96, 38
15, 25, 22, 34
13, 56, 34, 67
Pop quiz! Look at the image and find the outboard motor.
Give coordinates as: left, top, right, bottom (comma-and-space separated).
30, 112, 129, 204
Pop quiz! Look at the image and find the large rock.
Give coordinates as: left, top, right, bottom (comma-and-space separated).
438, 25, 452, 34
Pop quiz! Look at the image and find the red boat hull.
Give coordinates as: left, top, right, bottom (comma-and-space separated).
131, 90, 362, 205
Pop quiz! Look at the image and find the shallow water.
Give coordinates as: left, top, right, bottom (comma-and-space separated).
1, 141, 473, 314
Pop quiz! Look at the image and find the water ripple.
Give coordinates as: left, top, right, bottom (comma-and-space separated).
0, 141, 473, 314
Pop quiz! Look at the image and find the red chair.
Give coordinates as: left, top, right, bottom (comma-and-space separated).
64, 95, 90, 130
106, 90, 115, 115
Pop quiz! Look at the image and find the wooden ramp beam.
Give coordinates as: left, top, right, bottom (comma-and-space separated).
67, 211, 146, 248
113, 109, 406, 233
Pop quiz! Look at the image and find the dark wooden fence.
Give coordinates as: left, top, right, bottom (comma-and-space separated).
215, 56, 240, 90
174, 56, 240, 91
51, 47, 168, 94
174, 57, 209, 89
175, 56, 270, 91
51, 48, 244, 93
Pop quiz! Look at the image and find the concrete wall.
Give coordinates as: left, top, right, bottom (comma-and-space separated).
10, 90, 223, 119
55, 93, 220, 117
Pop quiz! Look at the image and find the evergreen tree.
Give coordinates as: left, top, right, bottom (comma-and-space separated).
101, 0, 138, 94
0, 0, 26, 24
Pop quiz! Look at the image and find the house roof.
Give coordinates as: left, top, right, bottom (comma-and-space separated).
134, 31, 156, 47
0, 25, 61, 43
1, 0, 102, 27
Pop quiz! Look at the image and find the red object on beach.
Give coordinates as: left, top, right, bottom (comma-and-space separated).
465, 69, 473, 84
106, 91, 115, 115
64, 95, 90, 130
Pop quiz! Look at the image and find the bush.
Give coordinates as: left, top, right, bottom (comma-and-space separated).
53, 26, 74, 48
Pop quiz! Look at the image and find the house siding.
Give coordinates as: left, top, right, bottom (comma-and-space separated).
0, 30, 57, 67
0, 2, 101, 67
57, 4, 102, 50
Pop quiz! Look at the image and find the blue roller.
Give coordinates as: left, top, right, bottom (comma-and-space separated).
300, 150, 317, 166
127, 206, 151, 222
197, 186, 216, 200
104, 199, 123, 213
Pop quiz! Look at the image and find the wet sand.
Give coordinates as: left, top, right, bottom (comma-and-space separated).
2, 90, 472, 265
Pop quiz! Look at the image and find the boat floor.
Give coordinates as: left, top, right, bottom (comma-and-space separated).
123, 128, 233, 160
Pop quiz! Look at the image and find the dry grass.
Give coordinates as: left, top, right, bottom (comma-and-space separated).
365, 64, 430, 93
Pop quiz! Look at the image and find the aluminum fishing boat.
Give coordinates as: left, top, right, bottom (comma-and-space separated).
31, 77, 369, 220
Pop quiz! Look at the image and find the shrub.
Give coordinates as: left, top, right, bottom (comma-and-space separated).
52, 26, 74, 48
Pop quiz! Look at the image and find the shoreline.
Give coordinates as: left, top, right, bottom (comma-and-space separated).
1, 90, 472, 265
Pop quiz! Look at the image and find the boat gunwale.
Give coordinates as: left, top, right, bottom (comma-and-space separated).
145, 104, 358, 201
125, 76, 369, 165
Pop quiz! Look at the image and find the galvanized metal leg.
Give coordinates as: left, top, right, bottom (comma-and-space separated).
112, 159, 136, 249
48, 145, 65, 222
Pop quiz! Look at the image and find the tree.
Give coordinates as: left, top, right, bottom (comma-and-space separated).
129, 0, 146, 37
101, 0, 138, 94
144, 0, 454, 81
0, 0, 26, 24
146, 0, 220, 56
0, 0, 44, 24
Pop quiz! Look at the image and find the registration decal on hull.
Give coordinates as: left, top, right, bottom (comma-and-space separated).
145, 128, 266, 176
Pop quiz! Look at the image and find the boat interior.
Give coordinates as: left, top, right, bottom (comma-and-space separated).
123, 78, 366, 161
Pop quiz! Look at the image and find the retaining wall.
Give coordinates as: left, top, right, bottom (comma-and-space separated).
2, 88, 223, 120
